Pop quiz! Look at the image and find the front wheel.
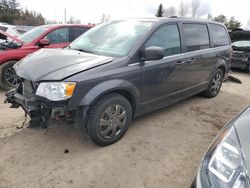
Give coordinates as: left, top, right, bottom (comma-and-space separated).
86, 93, 132, 146
202, 69, 223, 98
1, 61, 20, 90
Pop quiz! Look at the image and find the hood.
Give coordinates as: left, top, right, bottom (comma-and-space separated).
230, 30, 250, 42
14, 48, 113, 81
0, 30, 23, 43
233, 107, 250, 172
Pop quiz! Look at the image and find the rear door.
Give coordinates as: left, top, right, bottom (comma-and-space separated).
141, 23, 186, 105
208, 24, 231, 71
180, 23, 214, 91
69, 26, 90, 42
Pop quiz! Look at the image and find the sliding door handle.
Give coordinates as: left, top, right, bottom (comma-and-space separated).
186, 58, 197, 64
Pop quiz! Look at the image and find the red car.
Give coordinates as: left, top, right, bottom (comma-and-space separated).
0, 24, 93, 90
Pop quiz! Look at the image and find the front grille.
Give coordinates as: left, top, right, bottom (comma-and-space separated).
232, 51, 248, 58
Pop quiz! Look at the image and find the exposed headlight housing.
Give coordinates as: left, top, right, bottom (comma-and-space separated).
36, 82, 76, 101
200, 125, 249, 188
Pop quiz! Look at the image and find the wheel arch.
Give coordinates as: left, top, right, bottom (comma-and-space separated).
0, 60, 19, 88
78, 79, 140, 117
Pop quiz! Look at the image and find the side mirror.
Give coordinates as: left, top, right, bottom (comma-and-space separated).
38, 38, 50, 47
141, 46, 164, 61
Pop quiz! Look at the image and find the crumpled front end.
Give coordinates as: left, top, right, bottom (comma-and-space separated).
5, 79, 76, 128
231, 50, 250, 70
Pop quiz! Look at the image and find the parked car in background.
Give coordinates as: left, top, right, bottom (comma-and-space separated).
5, 18, 231, 146
15, 26, 35, 35
230, 29, 250, 70
0, 24, 22, 37
191, 106, 250, 188
0, 24, 93, 90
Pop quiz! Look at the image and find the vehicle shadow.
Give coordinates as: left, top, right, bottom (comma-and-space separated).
0, 88, 6, 94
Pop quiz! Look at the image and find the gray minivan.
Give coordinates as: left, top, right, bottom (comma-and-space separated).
5, 18, 231, 146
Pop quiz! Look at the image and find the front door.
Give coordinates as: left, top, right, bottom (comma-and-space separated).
141, 23, 186, 106
43, 27, 70, 48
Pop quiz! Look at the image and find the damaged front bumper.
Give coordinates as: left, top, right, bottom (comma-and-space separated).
5, 88, 76, 128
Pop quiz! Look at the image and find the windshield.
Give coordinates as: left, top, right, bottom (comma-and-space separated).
232, 40, 250, 47
18, 26, 49, 43
69, 21, 153, 57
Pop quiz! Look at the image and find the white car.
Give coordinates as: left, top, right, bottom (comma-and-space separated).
0, 24, 22, 37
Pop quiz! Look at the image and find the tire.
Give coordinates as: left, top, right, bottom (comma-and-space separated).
1, 61, 19, 90
202, 69, 223, 98
86, 93, 132, 146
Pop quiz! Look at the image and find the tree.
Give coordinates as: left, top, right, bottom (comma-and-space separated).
100, 14, 110, 23
207, 13, 212, 20
67, 16, 81, 24
213, 14, 227, 24
213, 15, 241, 30
226, 17, 241, 30
178, 1, 189, 16
8, 0, 19, 10
0, 0, 45, 25
190, 0, 201, 17
164, 6, 176, 17
155, 3, 164, 17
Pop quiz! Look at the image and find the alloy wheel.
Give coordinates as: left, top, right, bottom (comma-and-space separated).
4, 67, 21, 87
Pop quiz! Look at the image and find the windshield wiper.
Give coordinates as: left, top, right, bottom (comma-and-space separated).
72, 48, 94, 54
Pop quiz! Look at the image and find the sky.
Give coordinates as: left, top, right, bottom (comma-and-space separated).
18, 0, 250, 27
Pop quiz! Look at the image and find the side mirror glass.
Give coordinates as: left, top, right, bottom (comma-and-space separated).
38, 38, 50, 47
141, 46, 164, 61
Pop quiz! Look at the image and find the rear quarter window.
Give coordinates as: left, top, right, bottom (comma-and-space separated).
183, 23, 210, 52
209, 24, 230, 47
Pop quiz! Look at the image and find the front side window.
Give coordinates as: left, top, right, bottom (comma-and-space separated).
45, 28, 69, 44
183, 24, 210, 52
145, 24, 181, 57
210, 24, 230, 47
69, 21, 153, 57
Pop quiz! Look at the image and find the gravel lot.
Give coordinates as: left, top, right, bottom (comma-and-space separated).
0, 71, 250, 188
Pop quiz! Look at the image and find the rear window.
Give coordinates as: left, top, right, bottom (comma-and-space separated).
183, 24, 210, 52
0, 26, 7, 32
210, 24, 230, 47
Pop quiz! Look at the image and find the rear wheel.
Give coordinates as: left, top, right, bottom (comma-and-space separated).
1, 61, 20, 90
86, 93, 132, 146
202, 69, 223, 98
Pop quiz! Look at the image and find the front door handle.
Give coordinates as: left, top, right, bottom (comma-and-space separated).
176, 60, 185, 65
